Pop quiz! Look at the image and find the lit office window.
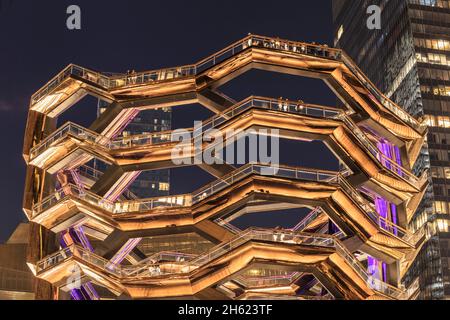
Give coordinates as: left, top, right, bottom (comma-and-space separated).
434, 201, 450, 214
159, 183, 169, 191
416, 38, 450, 51
436, 39, 449, 50
437, 220, 449, 233
416, 52, 450, 66
424, 115, 450, 128
430, 167, 450, 179
421, 85, 450, 97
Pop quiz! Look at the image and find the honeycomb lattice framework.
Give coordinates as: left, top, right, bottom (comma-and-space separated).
23, 34, 427, 300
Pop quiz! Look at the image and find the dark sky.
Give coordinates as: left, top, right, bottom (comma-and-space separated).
0, 0, 336, 241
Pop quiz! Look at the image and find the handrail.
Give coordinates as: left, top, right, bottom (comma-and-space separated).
31, 65, 112, 105
78, 165, 103, 180
32, 163, 414, 245
215, 218, 243, 234
192, 165, 415, 247
29, 96, 340, 159
291, 207, 323, 232
338, 113, 421, 185
30, 34, 421, 134
29, 96, 420, 188
340, 53, 424, 131
336, 175, 415, 245
32, 184, 191, 215
30, 122, 111, 160
77, 164, 139, 200
234, 272, 302, 288
191, 163, 340, 204
36, 228, 406, 299
32, 164, 339, 215
30, 35, 340, 106
122, 252, 197, 277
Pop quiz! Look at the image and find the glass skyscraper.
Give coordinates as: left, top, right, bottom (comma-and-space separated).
333, 0, 450, 299
118, 108, 171, 198
97, 101, 171, 199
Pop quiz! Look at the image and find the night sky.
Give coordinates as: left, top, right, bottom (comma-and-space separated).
0, 0, 337, 241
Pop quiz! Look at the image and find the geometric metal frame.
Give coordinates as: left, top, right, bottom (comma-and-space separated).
23, 34, 428, 300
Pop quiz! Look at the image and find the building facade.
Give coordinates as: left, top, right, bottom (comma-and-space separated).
0, 223, 35, 300
332, 0, 450, 299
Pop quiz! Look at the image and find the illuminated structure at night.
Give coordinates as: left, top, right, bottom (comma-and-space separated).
23, 35, 428, 300
333, 0, 450, 299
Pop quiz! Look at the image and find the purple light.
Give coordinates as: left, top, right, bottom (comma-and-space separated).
60, 236, 68, 249
375, 197, 388, 229
382, 263, 388, 282
375, 196, 398, 235
367, 256, 377, 276
109, 238, 142, 266
378, 140, 404, 176
378, 141, 393, 170
390, 203, 398, 236
394, 146, 403, 175
70, 289, 84, 301
62, 228, 99, 300
74, 226, 94, 252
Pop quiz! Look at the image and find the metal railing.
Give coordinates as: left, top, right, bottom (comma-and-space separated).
30, 34, 343, 107
406, 277, 420, 299
32, 164, 337, 216
32, 163, 413, 246
215, 218, 243, 234
29, 96, 340, 160
33, 185, 111, 216
291, 207, 324, 232
338, 113, 422, 186
78, 165, 103, 181
36, 228, 406, 299
31, 65, 111, 106
191, 164, 339, 204
30, 34, 421, 138
121, 252, 197, 277
234, 272, 302, 288
29, 95, 421, 195
336, 175, 416, 245
113, 194, 192, 214
340, 54, 424, 131
195, 165, 415, 246
29, 122, 111, 160
32, 184, 189, 217
331, 236, 405, 299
